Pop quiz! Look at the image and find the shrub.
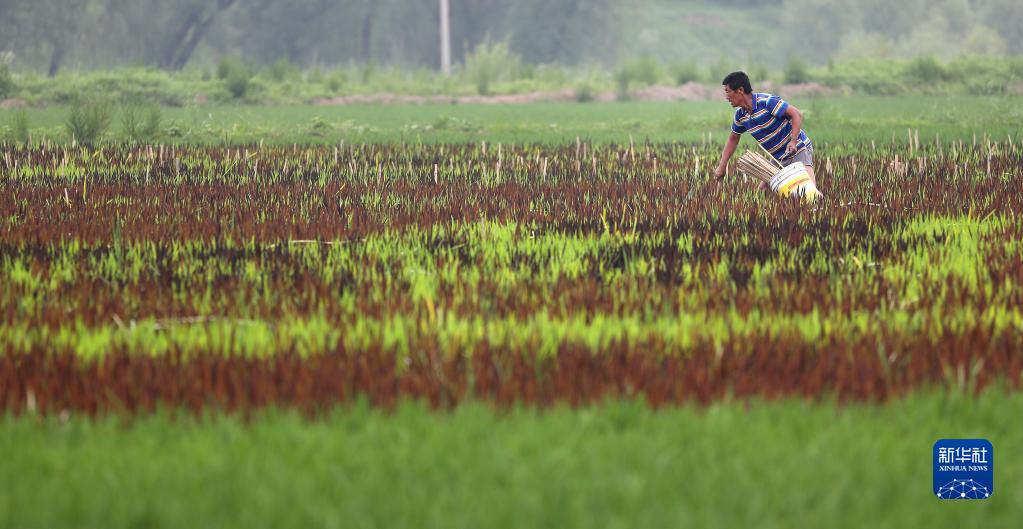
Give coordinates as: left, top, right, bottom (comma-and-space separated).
267, 58, 299, 83
624, 55, 661, 86
669, 61, 700, 85
517, 63, 536, 80
226, 66, 252, 99
306, 67, 324, 84
904, 56, 947, 84
613, 67, 632, 101
749, 64, 769, 83
574, 81, 595, 102
216, 57, 236, 80
0, 63, 14, 99
464, 41, 521, 96
120, 105, 142, 143
965, 77, 1005, 96
614, 55, 662, 100
218, 57, 253, 99
1008, 58, 1023, 81
784, 57, 809, 84
11, 108, 29, 145
121, 104, 161, 143
66, 98, 112, 145
142, 105, 161, 140
28, 69, 191, 107
963, 25, 1007, 57
705, 57, 733, 84
360, 62, 376, 84
327, 72, 345, 92
306, 116, 333, 136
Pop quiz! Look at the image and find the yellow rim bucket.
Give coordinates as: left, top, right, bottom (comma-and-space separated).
769, 162, 822, 203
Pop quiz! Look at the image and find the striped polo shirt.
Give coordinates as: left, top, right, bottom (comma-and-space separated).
731, 93, 811, 161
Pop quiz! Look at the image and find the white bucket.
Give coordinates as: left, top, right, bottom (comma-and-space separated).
768, 162, 822, 203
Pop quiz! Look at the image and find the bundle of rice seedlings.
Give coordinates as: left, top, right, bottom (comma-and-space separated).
737, 150, 823, 203
736, 151, 779, 183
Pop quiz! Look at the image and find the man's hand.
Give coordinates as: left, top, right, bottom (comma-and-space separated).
786, 137, 799, 156
715, 132, 741, 180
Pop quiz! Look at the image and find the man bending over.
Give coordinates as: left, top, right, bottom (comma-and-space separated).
714, 71, 815, 185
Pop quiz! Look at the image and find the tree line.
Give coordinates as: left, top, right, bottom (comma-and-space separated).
0, 0, 622, 76
1, 0, 1021, 77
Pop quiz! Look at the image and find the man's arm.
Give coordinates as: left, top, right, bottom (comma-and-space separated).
715, 132, 742, 178
784, 105, 803, 155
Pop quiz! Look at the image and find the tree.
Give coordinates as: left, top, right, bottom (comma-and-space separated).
980, 0, 1023, 53
440, 0, 451, 74
60, 0, 240, 70
0, 0, 90, 76
159, 0, 238, 70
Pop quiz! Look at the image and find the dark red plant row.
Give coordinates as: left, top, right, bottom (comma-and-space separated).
4, 328, 1020, 416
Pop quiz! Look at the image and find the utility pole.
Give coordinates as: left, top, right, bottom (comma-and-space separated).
439, 0, 451, 75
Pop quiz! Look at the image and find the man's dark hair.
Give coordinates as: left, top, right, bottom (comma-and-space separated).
722, 71, 752, 94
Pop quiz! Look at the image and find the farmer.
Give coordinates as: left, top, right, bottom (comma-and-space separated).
713, 71, 815, 185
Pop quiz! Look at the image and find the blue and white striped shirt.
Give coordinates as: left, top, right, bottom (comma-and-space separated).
731, 93, 811, 161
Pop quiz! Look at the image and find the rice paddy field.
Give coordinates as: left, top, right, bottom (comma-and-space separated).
2, 99, 1023, 527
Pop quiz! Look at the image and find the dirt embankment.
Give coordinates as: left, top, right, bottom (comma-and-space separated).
0, 98, 27, 109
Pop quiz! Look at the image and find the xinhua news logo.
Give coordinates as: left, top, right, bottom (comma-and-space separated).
933, 439, 993, 500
